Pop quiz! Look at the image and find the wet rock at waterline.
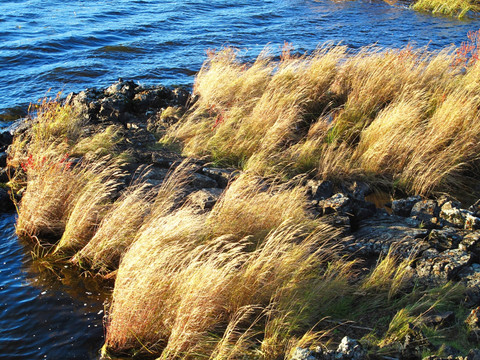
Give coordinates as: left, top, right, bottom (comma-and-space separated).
65, 78, 190, 126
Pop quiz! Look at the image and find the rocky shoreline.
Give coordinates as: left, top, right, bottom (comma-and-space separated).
5, 79, 480, 359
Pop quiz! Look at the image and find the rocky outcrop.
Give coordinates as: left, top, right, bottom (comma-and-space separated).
10, 79, 480, 360
289, 337, 366, 360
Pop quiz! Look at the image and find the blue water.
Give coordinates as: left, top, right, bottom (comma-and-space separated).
1, 0, 480, 117
1, 1, 480, 358
0, 214, 106, 359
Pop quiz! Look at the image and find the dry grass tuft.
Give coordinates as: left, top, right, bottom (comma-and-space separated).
164, 43, 480, 196
54, 158, 125, 254
412, 0, 479, 18
72, 183, 153, 273
15, 148, 82, 241
206, 173, 309, 242
104, 215, 354, 359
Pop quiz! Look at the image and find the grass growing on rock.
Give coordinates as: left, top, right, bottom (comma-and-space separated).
104, 220, 354, 359
165, 43, 480, 197
9, 41, 480, 360
411, 0, 480, 19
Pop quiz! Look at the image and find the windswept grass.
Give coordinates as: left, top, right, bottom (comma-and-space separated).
411, 0, 480, 19
104, 220, 353, 359
165, 43, 480, 196
72, 183, 153, 273
11, 41, 480, 360
206, 173, 310, 242
15, 148, 82, 241
53, 159, 124, 254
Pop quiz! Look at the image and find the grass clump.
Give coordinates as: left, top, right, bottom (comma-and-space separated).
72, 183, 153, 273
164, 42, 480, 196
412, 0, 480, 19
72, 125, 123, 158
206, 173, 310, 242
53, 159, 124, 254
104, 220, 353, 359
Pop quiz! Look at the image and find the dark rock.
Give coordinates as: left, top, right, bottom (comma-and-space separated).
460, 232, 480, 253
460, 264, 480, 306
440, 201, 472, 229
0, 187, 14, 212
412, 199, 439, 218
202, 167, 239, 188
191, 173, 218, 189
288, 337, 366, 360
428, 228, 464, 251
0, 131, 13, 150
98, 95, 130, 122
0, 168, 9, 183
289, 347, 323, 360
144, 167, 169, 182
319, 193, 352, 215
66, 88, 102, 122
187, 188, 223, 211
465, 215, 480, 231
470, 200, 480, 218
347, 212, 429, 257
422, 311, 455, 328
172, 87, 190, 107
307, 180, 333, 201
342, 181, 371, 201
133, 87, 172, 113
351, 198, 377, 223
411, 199, 441, 229
0, 152, 7, 168
150, 152, 180, 168
416, 249, 472, 285
105, 79, 138, 99
391, 196, 421, 217
9, 118, 33, 137
336, 336, 366, 360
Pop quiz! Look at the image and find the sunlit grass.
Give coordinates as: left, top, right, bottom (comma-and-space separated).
412, 0, 480, 19
164, 43, 480, 196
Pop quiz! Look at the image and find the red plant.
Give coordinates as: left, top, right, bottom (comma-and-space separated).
20, 153, 72, 173
212, 112, 224, 130
453, 29, 480, 67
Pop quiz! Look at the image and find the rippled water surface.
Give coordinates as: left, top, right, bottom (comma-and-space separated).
1, 0, 480, 116
1, 1, 480, 358
0, 214, 107, 359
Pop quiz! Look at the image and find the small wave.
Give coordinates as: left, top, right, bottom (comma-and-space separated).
95, 44, 145, 54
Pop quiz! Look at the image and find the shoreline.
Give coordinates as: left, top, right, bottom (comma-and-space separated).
6, 41, 480, 359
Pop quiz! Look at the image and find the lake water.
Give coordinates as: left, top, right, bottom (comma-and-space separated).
1, 0, 480, 118
1, 1, 480, 359
0, 214, 107, 359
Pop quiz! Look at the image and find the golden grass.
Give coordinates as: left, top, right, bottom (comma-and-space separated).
206, 173, 309, 242
15, 148, 82, 240
412, 0, 480, 18
71, 124, 123, 158
72, 183, 153, 273
104, 219, 353, 359
54, 159, 124, 254
164, 43, 480, 196
12, 42, 480, 359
